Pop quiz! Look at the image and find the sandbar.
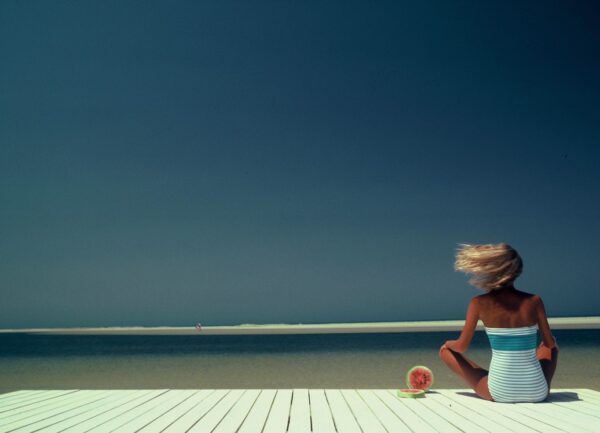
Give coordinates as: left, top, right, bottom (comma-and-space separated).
1, 316, 599, 335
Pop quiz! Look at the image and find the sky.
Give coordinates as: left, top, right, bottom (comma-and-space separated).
1, 1, 599, 327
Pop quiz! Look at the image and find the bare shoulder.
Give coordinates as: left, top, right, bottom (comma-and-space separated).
514, 289, 539, 301
524, 292, 542, 302
528, 293, 545, 308
521, 292, 544, 314
470, 293, 487, 310
473, 292, 490, 304
471, 294, 485, 305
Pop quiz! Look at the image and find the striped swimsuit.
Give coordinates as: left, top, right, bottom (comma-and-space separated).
485, 324, 548, 403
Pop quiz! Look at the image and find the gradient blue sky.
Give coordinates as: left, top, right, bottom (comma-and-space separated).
1, 1, 599, 327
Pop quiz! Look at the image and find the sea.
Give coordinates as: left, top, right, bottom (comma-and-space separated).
1, 329, 599, 394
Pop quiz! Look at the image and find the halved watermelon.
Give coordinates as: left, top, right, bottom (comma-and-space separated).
397, 389, 426, 398
406, 365, 434, 391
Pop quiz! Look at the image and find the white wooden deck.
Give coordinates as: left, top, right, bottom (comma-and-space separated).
0, 389, 598, 433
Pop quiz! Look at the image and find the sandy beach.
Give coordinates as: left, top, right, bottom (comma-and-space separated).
1, 316, 599, 335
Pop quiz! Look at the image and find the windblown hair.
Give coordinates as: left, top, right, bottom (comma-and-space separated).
454, 243, 523, 291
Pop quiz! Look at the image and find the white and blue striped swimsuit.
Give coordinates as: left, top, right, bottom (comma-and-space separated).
485, 324, 548, 403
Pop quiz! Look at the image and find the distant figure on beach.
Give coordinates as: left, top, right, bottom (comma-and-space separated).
195, 323, 202, 331
439, 243, 559, 402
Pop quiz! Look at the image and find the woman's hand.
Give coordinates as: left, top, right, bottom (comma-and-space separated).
540, 336, 559, 351
442, 340, 458, 351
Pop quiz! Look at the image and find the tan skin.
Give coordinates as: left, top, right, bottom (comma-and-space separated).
439, 283, 559, 401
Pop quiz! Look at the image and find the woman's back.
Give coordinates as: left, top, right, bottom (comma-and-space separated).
476, 286, 555, 349
477, 288, 538, 328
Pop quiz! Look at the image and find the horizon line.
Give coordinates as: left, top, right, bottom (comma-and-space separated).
1, 316, 599, 335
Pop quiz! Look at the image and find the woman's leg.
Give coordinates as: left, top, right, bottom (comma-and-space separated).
439, 345, 493, 401
537, 338, 559, 391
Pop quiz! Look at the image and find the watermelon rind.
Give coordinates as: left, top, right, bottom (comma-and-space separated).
397, 389, 426, 398
406, 365, 434, 391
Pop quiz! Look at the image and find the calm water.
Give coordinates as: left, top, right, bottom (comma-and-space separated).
1, 330, 599, 393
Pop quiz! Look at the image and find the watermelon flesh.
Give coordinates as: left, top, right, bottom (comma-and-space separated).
397, 389, 425, 398
407, 365, 434, 391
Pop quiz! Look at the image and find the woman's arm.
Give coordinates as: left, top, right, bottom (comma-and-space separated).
443, 297, 480, 353
534, 295, 557, 349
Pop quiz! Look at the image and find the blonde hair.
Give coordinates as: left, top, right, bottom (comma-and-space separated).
454, 243, 523, 291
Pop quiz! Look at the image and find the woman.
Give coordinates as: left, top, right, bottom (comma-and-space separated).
439, 243, 559, 402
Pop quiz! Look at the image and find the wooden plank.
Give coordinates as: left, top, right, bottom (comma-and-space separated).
0, 390, 85, 423
427, 392, 511, 433
547, 394, 600, 419
580, 396, 600, 406
0, 390, 48, 404
440, 389, 572, 433
550, 391, 594, 403
553, 390, 600, 406
414, 391, 495, 433
262, 389, 292, 433
430, 391, 513, 433
372, 390, 437, 433
187, 389, 244, 433
356, 390, 412, 433
212, 390, 261, 433
309, 389, 336, 433
341, 389, 386, 433
288, 389, 311, 433
2, 388, 599, 433
506, 402, 588, 433
508, 400, 598, 433
0, 390, 77, 414
26, 390, 142, 433
110, 390, 197, 433
6, 391, 116, 433
85, 390, 174, 432
58, 390, 166, 432
390, 393, 459, 433
0, 391, 99, 432
237, 389, 277, 433
447, 391, 566, 433
571, 389, 600, 403
0, 391, 29, 401
161, 390, 229, 433
324, 390, 361, 433
137, 390, 216, 433
436, 390, 540, 433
